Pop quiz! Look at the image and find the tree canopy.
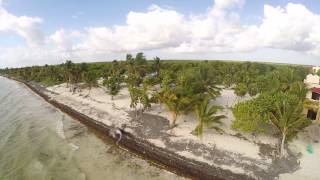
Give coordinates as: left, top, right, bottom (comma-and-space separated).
232, 82, 310, 157
0, 55, 311, 142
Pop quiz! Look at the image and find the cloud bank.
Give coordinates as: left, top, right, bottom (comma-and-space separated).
1, 0, 320, 67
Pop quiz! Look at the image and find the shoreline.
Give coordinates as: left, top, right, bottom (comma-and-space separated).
2, 76, 253, 180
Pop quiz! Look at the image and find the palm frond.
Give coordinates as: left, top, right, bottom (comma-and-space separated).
194, 98, 225, 137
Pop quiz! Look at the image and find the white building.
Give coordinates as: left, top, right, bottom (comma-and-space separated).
304, 70, 320, 122
312, 66, 320, 74
304, 74, 320, 88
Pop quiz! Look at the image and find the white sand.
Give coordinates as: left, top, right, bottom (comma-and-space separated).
45, 84, 320, 179
148, 138, 166, 148
148, 89, 273, 160
46, 85, 269, 174
177, 150, 214, 165
279, 125, 320, 180
47, 84, 132, 128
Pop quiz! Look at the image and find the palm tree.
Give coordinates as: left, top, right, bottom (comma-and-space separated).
163, 93, 181, 128
152, 57, 161, 77
289, 81, 308, 101
194, 98, 225, 138
83, 71, 98, 97
128, 85, 140, 119
163, 88, 195, 128
198, 65, 220, 98
64, 60, 74, 87
104, 73, 122, 100
139, 81, 151, 112
69, 65, 82, 93
79, 62, 88, 82
269, 93, 310, 157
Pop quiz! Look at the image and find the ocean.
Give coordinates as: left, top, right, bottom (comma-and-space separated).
0, 76, 181, 180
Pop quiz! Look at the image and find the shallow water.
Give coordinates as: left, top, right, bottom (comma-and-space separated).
0, 77, 182, 180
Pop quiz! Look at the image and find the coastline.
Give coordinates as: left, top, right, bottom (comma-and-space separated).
1, 76, 253, 180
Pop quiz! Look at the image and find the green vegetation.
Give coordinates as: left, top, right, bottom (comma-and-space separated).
83, 71, 98, 96
232, 81, 310, 157
0, 54, 312, 156
234, 83, 247, 97
1, 58, 308, 93
194, 98, 225, 138
104, 61, 124, 99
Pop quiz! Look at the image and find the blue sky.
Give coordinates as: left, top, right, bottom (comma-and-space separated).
0, 0, 320, 67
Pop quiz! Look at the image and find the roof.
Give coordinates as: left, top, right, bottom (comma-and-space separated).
312, 87, 320, 94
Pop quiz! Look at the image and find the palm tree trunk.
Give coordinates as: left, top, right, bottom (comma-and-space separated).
280, 131, 286, 157
171, 113, 178, 128
198, 123, 203, 139
68, 76, 71, 88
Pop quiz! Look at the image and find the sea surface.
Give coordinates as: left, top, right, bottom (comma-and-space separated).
0, 77, 182, 180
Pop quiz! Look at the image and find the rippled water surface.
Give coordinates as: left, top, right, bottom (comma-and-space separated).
0, 77, 182, 180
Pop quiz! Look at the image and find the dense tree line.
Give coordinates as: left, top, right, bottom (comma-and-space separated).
0, 58, 309, 92
0, 54, 311, 157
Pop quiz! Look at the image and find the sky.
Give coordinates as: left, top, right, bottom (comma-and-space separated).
0, 0, 320, 67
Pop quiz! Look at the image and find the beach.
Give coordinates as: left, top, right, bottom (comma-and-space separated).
0, 76, 185, 180
37, 81, 320, 180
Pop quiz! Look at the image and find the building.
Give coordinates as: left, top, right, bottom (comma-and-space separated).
312, 66, 320, 74
304, 74, 320, 85
304, 70, 320, 122
306, 88, 320, 121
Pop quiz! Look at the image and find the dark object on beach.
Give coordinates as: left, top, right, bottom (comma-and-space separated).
109, 127, 123, 145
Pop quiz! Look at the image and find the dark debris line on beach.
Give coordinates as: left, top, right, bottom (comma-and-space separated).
2, 76, 253, 180
4, 76, 300, 180
128, 111, 301, 180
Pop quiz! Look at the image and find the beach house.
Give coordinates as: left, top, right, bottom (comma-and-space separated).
304, 70, 320, 122
312, 66, 320, 74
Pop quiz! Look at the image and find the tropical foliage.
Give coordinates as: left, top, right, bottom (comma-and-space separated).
83, 71, 98, 96
194, 98, 225, 138
232, 82, 311, 157
0, 53, 311, 147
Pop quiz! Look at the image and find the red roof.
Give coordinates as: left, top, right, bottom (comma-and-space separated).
312, 88, 320, 94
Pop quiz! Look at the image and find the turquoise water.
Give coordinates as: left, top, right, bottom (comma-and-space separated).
0, 77, 182, 180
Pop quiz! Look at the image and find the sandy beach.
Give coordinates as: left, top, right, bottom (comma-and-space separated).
0, 0, 318, 179
42, 83, 320, 180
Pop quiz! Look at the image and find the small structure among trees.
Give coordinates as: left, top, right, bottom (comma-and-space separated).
304, 69, 320, 123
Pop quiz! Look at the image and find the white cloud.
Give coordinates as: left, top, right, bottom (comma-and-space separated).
49, 29, 83, 51
214, 0, 244, 10
75, 1, 249, 54
76, 5, 188, 53
1, 0, 320, 67
174, 2, 320, 56
0, 5, 44, 47
173, 0, 253, 53
257, 3, 320, 54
